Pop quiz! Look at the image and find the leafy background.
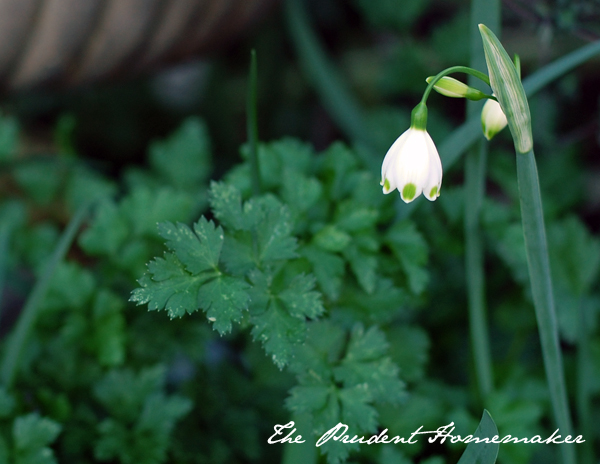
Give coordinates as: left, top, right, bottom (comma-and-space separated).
0, 0, 599, 463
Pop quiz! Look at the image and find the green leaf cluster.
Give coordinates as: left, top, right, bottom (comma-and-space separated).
132, 137, 435, 462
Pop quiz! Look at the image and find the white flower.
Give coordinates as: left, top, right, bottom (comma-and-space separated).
380, 127, 442, 203
481, 97, 508, 141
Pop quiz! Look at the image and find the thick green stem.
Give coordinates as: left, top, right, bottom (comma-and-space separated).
515, 149, 575, 464
0, 200, 92, 388
247, 49, 261, 196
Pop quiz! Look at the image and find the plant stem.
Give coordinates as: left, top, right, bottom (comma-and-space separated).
422, 66, 491, 103
437, 39, 600, 174
576, 298, 593, 464
463, 0, 499, 404
0, 200, 92, 389
515, 149, 575, 464
247, 49, 261, 196
464, 142, 493, 401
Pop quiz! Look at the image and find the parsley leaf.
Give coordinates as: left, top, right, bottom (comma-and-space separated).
249, 270, 324, 368
131, 217, 249, 334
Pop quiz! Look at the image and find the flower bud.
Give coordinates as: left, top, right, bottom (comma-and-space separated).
481, 98, 507, 140
426, 76, 487, 101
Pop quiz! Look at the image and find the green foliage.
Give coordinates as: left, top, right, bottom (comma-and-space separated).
1, 3, 599, 463
93, 366, 192, 464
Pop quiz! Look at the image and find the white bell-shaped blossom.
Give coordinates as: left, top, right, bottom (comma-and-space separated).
380, 127, 442, 203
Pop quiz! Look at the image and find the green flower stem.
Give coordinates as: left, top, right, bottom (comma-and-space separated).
464, 141, 493, 401
0, 200, 92, 389
421, 66, 490, 104
247, 49, 261, 196
577, 299, 593, 464
463, 0, 499, 404
516, 149, 575, 464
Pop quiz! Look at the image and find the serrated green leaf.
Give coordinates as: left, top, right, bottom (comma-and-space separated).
313, 225, 352, 252
289, 320, 346, 380
42, 262, 96, 312
333, 325, 405, 403
268, 138, 314, 174
249, 270, 323, 368
251, 298, 305, 369
344, 278, 408, 322
138, 393, 192, 431
286, 385, 332, 413
492, 223, 529, 286
198, 276, 250, 334
548, 216, 600, 295
14, 161, 64, 205
149, 117, 212, 190
278, 274, 324, 319
209, 182, 246, 230
94, 366, 166, 421
301, 245, 345, 300
92, 289, 126, 367
65, 166, 116, 211
339, 384, 378, 433
0, 388, 15, 418
220, 232, 255, 275
13, 413, 61, 454
93, 368, 190, 464
79, 200, 129, 255
250, 196, 298, 263
131, 253, 207, 318
334, 200, 379, 232
319, 142, 359, 201
385, 220, 429, 294
121, 187, 194, 237
158, 217, 223, 275
281, 169, 323, 214
344, 242, 377, 294
387, 325, 429, 382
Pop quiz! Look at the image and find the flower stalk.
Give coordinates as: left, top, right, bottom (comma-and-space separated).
480, 24, 575, 464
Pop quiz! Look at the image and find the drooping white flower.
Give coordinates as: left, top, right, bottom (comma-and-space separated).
380, 120, 442, 203
481, 98, 508, 141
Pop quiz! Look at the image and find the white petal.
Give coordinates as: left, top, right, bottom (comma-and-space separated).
381, 131, 409, 180
423, 133, 443, 200
394, 130, 430, 202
